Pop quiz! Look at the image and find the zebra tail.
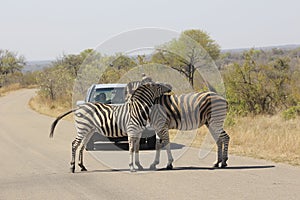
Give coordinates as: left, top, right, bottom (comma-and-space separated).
49, 109, 77, 138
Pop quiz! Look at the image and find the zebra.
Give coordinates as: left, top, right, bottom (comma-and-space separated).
149, 92, 230, 170
49, 82, 172, 173
125, 80, 230, 170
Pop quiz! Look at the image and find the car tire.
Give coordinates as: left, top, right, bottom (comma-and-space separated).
146, 135, 156, 149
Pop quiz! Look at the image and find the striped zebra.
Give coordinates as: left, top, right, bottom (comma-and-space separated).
125, 80, 230, 169
149, 92, 230, 170
49, 82, 171, 173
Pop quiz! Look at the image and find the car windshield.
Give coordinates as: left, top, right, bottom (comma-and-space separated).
90, 87, 125, 104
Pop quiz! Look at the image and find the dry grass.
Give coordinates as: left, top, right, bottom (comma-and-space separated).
0, 83, 22, 96
0, 84, 37, 97
227, 115, 300, 166
29, 95, 73, 120
169, 115, 300, 166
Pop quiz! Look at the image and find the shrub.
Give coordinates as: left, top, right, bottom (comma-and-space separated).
282, 105, 300, 120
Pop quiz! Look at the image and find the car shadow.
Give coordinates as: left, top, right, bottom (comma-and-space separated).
88, 142, 185, 151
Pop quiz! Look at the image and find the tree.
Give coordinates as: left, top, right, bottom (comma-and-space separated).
53, 49, 94, 77
100, 54, 137, 83
0, 49, 26, 85
151, 29, 220, 88
224, 49, 295, 115
183, 29, 220, 60
37, 65, 74, 101
36, 49, 96, 104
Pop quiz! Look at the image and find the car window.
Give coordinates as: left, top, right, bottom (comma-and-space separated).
91, 87, 125, 104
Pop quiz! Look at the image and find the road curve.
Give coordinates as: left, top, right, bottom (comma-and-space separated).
0, 89, 299, 200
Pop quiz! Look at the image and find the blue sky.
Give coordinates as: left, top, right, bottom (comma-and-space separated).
1, 0, 299, 60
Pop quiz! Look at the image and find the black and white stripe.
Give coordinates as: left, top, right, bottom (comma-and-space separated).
125, 80, 230, 169
149, 92, 230, 169
49, 82, 171, 173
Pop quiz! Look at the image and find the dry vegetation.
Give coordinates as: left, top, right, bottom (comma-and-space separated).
29, 95, 73, 121
169, 115, 300, 166
226, 115, 300, 166
0, 83, 23, 97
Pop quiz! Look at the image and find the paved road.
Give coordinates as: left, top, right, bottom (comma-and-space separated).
0, 89, 299, 200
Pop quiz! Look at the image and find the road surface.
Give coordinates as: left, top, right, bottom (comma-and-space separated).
0, 89, 299, 200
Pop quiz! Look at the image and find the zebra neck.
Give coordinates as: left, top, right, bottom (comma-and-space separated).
134, 96, 153, 108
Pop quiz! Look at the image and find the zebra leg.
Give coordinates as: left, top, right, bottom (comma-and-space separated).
160, 128, 173, 170
128, 136, 136, 172
78, 145, 87, 171
220, 131, 230, 168
78, 132, 93, 171
150, 138, 162, 170
70, 137, 82, 173
165, 141, 174, 170
134, 137, 144, 170
213, 138, 223, 168
207, 125, 227, 168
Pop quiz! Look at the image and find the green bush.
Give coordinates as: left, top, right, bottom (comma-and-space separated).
282, 105, 300, 120
224, 49, 298, 115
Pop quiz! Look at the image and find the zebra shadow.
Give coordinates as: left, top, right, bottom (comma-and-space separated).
156, 165, 276, 171
86, 165, 275, 173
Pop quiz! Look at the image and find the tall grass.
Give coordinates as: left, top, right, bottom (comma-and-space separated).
0, 83, 22, 96
169, 115, 300, 166
227, 115, 300, 166
29, 95, 73, 120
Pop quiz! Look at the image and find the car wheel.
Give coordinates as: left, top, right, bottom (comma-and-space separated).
146, 135, 156, 149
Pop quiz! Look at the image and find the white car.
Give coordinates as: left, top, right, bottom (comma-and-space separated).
77, 83, 156, 151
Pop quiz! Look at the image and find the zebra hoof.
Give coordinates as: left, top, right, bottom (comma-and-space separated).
166, 164, 173, 170
149, 164, 156, 170
129, 165, 136, 172
79, 164, 87, 171
81, 167, 87, 171
221, 163, 227, 168
70, 166, 75, 173
213, 163, 219, 168
135, 163, 144, 171
130, 168, 137, 173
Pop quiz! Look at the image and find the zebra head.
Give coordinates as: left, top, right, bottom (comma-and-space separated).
125, 80, 172, 101
130, 82, 172, 104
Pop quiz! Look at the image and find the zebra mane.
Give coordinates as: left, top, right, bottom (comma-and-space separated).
130, 83, 153, 100
125, 81, 142, 100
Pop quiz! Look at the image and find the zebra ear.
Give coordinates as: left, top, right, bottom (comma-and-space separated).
155, 82, 172, 93
165, 83, 172, 91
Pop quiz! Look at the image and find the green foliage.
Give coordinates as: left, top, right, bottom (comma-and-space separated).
100, 54, 137, 83
0, 49, 26, 86
150, 29, 220, 88
23, 30, 300, 118
224, 112, 236, 127
53, 49, 94, 77
282, 105, 300, 120
37, 65, 74, 102
182, 29, 220, 60
224, 49, 298, 115
36, 50, 90, 105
